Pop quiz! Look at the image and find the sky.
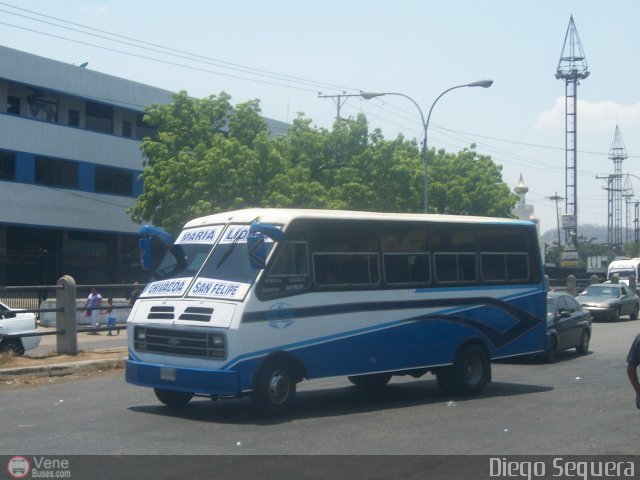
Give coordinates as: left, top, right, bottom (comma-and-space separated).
1, 0, 639, 236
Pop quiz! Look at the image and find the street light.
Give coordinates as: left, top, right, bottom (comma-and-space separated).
360, 79, 493, 212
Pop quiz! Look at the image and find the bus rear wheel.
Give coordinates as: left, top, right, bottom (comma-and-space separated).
348, 373, 392, 389
252, 360, 297, 417
154, 388, 194, 408
436, 344, 490, 396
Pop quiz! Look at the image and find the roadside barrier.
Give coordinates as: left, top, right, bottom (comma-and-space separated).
0, 276, 142, 355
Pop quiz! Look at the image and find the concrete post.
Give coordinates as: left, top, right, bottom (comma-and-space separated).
567, 275, 577, 297
56, 275, 77, 355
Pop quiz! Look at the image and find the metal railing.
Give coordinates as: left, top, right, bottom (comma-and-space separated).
0, 276, 143, 355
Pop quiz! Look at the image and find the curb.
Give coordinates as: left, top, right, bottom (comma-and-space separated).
0, 353, 127, 379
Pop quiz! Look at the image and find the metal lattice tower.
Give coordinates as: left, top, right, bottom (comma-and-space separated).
623, 175, 634, 244
555, 15, 589, 245
610, 126, 627, 251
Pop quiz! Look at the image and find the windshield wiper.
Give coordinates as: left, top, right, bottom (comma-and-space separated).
216, 218, 259, 269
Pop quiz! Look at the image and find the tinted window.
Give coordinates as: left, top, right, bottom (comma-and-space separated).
35, 156, 78, 188
95, 165, 133, 196
0, 150, 16, 180
384, 253, 430, 285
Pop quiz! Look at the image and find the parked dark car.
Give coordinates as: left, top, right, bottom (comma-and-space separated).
577, 283, 640, 321
546, 292, 592, 363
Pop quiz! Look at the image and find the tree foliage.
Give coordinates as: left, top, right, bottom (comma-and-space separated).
130, 91, 518, 235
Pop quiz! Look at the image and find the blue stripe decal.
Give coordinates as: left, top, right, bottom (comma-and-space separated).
222, 317, 408, 369
226, 289, 544, 369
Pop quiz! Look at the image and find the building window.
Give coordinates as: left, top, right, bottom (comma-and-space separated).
85, 101, 113, 133
7, 96, 20, 115
68, 109, 80, 127
135, 113, 156, 139
122, 120, 132, 138
95, 165, 133, 196
0, 150, 16, 180
35, 156, 78, 188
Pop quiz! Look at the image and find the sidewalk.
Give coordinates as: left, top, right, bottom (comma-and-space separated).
0, 326, 128, 381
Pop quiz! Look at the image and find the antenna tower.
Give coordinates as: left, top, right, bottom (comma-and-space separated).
623, 175, 634, 244
609, 126, 627, 251
556, 15, 589, 247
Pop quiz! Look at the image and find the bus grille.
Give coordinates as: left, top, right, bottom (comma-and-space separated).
133, 326, 226, 359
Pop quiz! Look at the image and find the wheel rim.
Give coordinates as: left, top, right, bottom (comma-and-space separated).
267, 369, 290, 405
464, 356, 483, 386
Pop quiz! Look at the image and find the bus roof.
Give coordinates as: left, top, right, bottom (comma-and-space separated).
182, 208, 536, 229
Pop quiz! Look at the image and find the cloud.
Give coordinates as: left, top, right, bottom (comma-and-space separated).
535, 98, 640, 133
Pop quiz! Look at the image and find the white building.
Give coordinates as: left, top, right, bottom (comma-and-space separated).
511, 173, 544, 260
0, 45, 288, 285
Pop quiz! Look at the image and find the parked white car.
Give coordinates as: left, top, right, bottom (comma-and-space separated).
0, 301, 41, 355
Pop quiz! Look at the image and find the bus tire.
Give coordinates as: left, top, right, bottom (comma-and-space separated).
252, 359, 297, 417
436, 344, 490, 396
348, 373, 392, 389
154, 388, 193, 408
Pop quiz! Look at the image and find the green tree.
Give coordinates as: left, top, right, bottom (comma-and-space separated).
428, 148, 517, 216
130, 93, 518, 234
129, 91, 284, 234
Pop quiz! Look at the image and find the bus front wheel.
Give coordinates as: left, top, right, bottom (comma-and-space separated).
436, 344, 490, 396
154, 388, 194, 408
252, 360, 297, 417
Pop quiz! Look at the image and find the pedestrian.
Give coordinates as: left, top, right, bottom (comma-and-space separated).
85, 287, 102, 334
626, 333, 640, 409
129, 282, 142, 307
101, 297, 118, 336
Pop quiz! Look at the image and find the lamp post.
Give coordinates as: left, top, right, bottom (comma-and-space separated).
360, 79, 493, 212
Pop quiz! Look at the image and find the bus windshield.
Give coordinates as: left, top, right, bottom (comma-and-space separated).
153, 243, 211, 281
152, 224, 276, 284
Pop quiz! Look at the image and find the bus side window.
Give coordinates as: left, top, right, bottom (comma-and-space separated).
383, 253, 430, 285
269, 242, 309, 277
313, 252, 379, 286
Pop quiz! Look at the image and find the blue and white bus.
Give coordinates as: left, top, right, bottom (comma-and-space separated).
126, 208, 547, 415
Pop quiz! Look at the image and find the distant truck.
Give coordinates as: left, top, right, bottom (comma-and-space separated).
607, 257, 640, 287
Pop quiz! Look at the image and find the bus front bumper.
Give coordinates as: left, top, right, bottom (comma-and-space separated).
125, 359, 241, 396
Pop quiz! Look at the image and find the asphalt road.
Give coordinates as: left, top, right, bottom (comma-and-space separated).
2, 318, 639, 455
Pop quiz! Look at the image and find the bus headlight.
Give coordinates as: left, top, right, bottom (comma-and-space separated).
208, 333, 226, 358
134, 326, 147, 350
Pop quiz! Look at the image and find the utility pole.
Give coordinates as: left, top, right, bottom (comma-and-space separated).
547, 192, 564, 246
635, 202, 640, 257
318, 92, 356, 121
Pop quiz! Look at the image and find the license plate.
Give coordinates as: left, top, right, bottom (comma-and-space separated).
160, 367, 176, 381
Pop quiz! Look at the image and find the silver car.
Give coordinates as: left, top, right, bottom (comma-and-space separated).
577, 283, 640, 322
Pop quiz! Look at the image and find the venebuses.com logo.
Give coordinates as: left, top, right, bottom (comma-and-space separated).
6, 456, 71, 478
7, 456, 30, 479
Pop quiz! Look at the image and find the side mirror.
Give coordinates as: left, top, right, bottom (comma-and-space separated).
138, 225, 173, 271
559, 310, 571, 319
247, 222, 283, 270
139, 237, 153, 270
